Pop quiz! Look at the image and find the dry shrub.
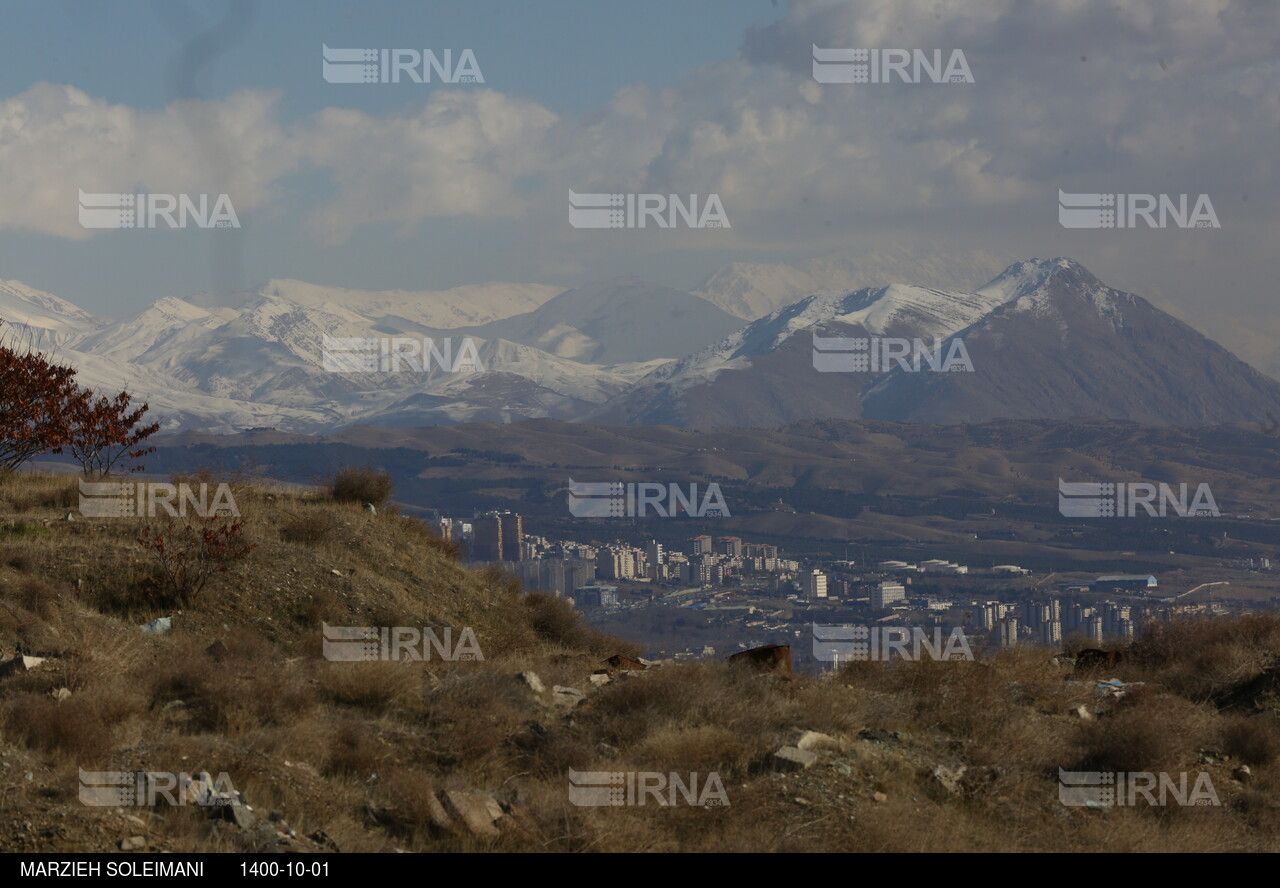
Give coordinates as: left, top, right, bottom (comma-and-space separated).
522, 591, 637, 657
633, 723, 753, 774
299, 586, 344, 628
1221, 715, 1280, 766
586, 664, 789, 769
4, 693, 111, 760
318, 661, 423, 714
17, 578, 58, 619
395, 514, 464, 560
373, 768, 444, 842
148, 634, 313, 734
279, 511, 341, 547
331, 468, 394, 507
418, 667, 536, 771
4, 552, 32, 571
35, 482, 77, 510
1075, 690, 1215, 773
1138, 614, 1280, 700
324, 721, 387, 778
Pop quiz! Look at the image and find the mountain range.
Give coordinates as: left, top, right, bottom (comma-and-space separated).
4, 257, 1280, 434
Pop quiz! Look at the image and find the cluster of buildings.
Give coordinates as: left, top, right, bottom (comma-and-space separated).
438, 511, 807, 602
437, 510, 1258, 663
970, 598, 1137, 647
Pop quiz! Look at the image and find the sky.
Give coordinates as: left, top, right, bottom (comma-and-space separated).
0, 0, 1276, 325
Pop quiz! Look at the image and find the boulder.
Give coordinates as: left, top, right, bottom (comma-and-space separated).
439, 789, 504, 837
552, 686, 585, 708
791, 729, 839, 752
932, 764, 967, 795
773, 746, 819, 771
516, 671, 545, 694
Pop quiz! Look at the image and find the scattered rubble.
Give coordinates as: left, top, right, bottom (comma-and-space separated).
551, 686, 585, 708
50, 688, 71, 702
931, 764, 967, 795
0, 654, 50, 677
791, 730, 839, 752
1234, 765, 1253, 784
1071, 704, 1095, 722
773, 746, 819, 771
438, 789, 505, 837
119, 836, 146, 851
139, 617, 172, 635
516, 671, 545, 694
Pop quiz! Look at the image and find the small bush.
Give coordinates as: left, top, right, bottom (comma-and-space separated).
4, 552, 33, 571
136, 517, 256, 606
1222, 716, 1280, 766
522, 591, 637, 657
4, 693, 111, 760
280, 511, 340, 547
331, 468, 394, 507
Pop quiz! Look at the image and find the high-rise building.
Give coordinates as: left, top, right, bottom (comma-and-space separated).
688, 535, 713, 555
573, 585, 618, 608
1040, 620, 1062, 646
871, 581, 905, 609
646, 540, 664, 565
1087, 615, 1105, 645
499, 512, 523, 563
596, 546, 638, 580
716, 536, 743, 558
999, 617, 1019, 648
801, 569, 828, 600
470, 515, 502, 563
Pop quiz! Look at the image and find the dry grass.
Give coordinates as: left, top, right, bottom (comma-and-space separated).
4, 468, 1280, 852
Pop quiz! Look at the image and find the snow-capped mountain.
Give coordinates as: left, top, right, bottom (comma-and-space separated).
0, 277, 680, 433
588, 276, 1015, 427
4, 259, 1280, 434
862, 259, 1280, 425
592, 258, 1280, 428
0, 279, 105, 349
453, 277, 745, 364
694, 247, 1004, 320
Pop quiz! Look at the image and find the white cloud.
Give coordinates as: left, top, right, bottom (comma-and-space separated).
0, 0, 1276, 256
0, 83, 292, 239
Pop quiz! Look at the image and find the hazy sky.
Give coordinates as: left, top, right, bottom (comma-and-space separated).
0, 0, 1276, 324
